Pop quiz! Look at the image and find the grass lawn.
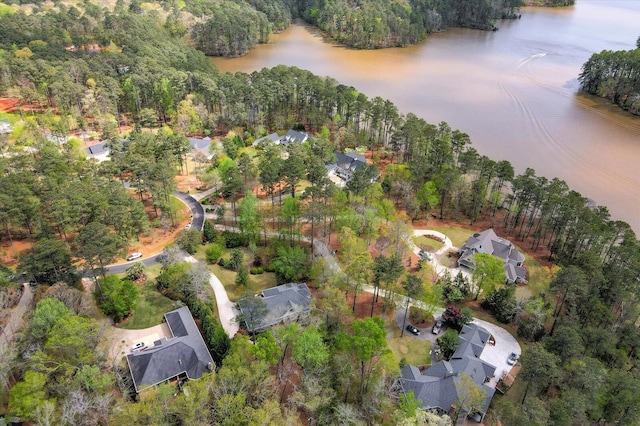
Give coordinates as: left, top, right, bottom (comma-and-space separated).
211, 263, 278, 301
429, 226, 474, 248
120, 280, 178, 330
413, 235, 444, 251
496, 373, 527, 405
209, 246, 278, 301
516, 252, 557, 300
387, 335, 432, 366
172, 196, 191, 222
0, 112, 20, 125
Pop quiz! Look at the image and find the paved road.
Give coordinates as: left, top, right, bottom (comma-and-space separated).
106, 191, 204, 275
174, 191, 204, 231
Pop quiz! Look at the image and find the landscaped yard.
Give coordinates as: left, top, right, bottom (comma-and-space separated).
517, 252, 558, 300
387, 334, 432, 367
120, 280, 178, 330
209, 246, 278, 302
428, 226, 473, 248
413, 235, 444, 252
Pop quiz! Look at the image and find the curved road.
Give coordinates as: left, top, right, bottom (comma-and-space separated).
106, 191, 204, 275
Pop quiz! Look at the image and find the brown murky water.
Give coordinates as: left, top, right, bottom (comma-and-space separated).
211, 1, 640, 232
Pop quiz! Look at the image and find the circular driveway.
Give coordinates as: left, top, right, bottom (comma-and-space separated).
473, 318, 521, 387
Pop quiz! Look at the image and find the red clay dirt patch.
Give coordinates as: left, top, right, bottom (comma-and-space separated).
0, 98, 20, 113
1, 194, 193, 268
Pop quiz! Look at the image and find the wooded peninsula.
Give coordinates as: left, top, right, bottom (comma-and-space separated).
1, 1, 639, 425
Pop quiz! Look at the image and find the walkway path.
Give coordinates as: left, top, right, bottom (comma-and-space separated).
0, 283, 33, 345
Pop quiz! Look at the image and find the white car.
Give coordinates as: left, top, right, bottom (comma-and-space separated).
126, 252, 143, 261
132, 342, 146, 351
185, 223, 192, 230
418, 250, 434, 261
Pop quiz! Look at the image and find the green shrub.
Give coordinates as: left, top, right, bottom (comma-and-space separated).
227, 249, 244, 270
97, 275, 138, 323
250, 267, 264, 275
205, 243, 223, 264
235, 265, 249, 287
221, 230, 248, 248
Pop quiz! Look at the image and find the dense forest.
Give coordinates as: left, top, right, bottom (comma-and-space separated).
0, 0, 524, 56
579, 38, 640, 116
299, 0, 522, 49
1, 1, 640, 424
525, 0, 575, 6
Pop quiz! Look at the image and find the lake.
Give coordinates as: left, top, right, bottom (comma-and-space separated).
211, 1, 640, 233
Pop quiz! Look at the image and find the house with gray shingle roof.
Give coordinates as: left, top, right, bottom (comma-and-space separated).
458, 229, 527, 284
125, 306, 214, 393
326, 151, 380, 187
85, 142, 110, 162
241, 283, 312, 333
251, 130, 309, 148
400, 323, 496, 423
188, 136, 214, 159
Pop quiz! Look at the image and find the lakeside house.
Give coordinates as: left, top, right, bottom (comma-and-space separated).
85, 142, 110, 162
400, 323, 497, 423
125, 306, 214, 393
325, 151, 372, 187
458, 229, 527, 284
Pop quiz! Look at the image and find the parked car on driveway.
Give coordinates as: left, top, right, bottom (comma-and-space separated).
507, 352, 518, 365
126, 252, 142, 261
418, 249, 434, 261
432, 319, 443, 335
185, 223, 192, 230
132, 342, 146, 351
406, 324, 420, 335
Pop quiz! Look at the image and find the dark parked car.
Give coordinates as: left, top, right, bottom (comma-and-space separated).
432, 320, 443, 335
406, 324, 420, 335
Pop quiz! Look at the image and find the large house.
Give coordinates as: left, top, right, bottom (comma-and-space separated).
240, 283, 312, 333
251, 129, 309, 148
458, 228, 527, 284
188, 136, 214, 160
325, 151, 375, 187
400, 323, 497, 422
126, 306, 214, 393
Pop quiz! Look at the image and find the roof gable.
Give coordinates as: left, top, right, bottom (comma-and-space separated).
400, 323, 497, 418
245, 283, 312, 332
459, 229, 527, 282
126, 306, 213, 392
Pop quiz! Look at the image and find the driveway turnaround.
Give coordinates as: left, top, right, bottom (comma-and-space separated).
105, 323, 173, 362
473, 318, 521, 387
